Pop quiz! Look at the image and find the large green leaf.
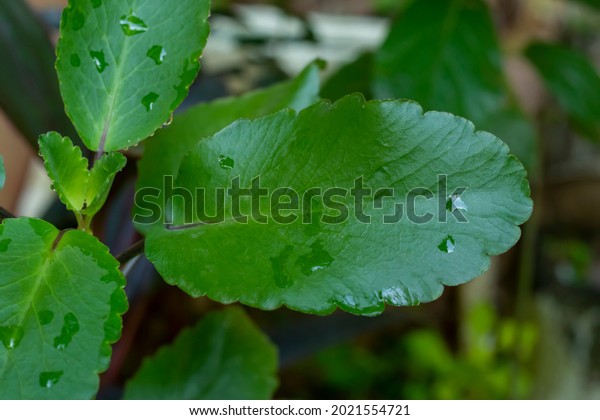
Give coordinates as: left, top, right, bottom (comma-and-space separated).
145, 96, 532, 316
124, 308, 278, 399
39, 132, 126, 220
134, 62, 322, 233
372, 0, 536, 170
525, 42, 600, 141
0, 218, 127, 399
56, 0, 210, 152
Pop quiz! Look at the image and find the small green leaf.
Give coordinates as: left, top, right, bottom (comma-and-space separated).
0, 156, 5, 191
0, 218, 127, 399
124, 308, 278, 399
372, 0, 536, 169
525, 42, 600, 141
134, 61, 322, 233
56, 0, 211, 152
38, 132, 126, 219
39, 132, 88, 212
145, 96, 532, 316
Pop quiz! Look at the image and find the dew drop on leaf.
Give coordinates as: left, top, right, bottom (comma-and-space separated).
141, 92, 160, 112
218, 155, 234, 170
39, 371, 63, 389
446, 194, 468, 212
89, 50, 109, 73
438, 235, 456, 253
170, 58, 199, 108
295, 240, 334, 276
147, 45, 167, 65
162, 114, 174, 127
53, 312, 80, 350
119, 13, 148, 36
38, 310, 54, 326
0, 325, 24, 350
70, 9, 85, 31
70, 53, 81, 68
270, 245, 294, 288
0, 238, 11, 252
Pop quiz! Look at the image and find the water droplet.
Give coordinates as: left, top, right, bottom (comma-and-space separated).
141, 92, 160, 112
438, 235, 456, 253
147, 45, 167, 65
446, 194, 468, 212
53, 313, 79, 350
218, 155, 234, 169
70, 53, 81, 68
270, 245, 294, 288
162, 114, 174, 127
0, 238, 11, 252
295, 240, 334, 276
91, 0, 102, 8
38, 310, 54, 326
119, 13, 148, 36
90, 50, 109, 73
39, 371, 63, 389
0, 325, 24, 350
70, 9, 85, 31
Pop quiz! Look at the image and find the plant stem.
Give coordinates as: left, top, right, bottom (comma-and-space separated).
116, 239, 145, 266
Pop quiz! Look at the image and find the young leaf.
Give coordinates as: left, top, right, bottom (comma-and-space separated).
124, 308, 278, 400
525, 42, 600, 141
56, 0, 211, 152
0, 218, 127, 399
134, 61, 322, 233
39, 132, 89, 212
372, 0, 536, 170
145, 96, 532, 316
38, 132, 126, 219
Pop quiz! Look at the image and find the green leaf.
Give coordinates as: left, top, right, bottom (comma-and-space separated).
525, 42, 600, 141
56, 0, 211, 152
0, 156, 5, 191
145, 95, 532, 316
38, 132, 126, 218
124, 307, 278, 399
321, 52, 374, 101
0, 218, 127, 399
372, 0, 536, 170
134, 61, 322, 233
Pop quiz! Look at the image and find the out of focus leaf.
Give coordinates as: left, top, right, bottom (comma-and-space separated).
124, 308, 278, 399
526, 42, 600, 142
0, 0, 79, 149
321, 52, 374, 101
372, 0, 536, 170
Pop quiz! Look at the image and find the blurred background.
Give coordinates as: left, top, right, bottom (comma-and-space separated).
1, 0, 599, 399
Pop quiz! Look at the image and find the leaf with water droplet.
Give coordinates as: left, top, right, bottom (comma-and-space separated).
124, 308, 278, 399
70, 53, 81, 68
147, 45, 167, 65
134, 61, 322, 233
0, 217, 127, 398
119, 13, 148, 36
142, 92, 160, 112
438, 235, 456, 254
56, 0, 211, 152
217, 155, 234, 170
372, 0, 537, 170
146, 96, 532, 315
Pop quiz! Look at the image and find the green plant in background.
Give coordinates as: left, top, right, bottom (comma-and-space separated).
1, 0, 561, 399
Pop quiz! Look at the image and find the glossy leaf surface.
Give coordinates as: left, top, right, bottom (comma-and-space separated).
56, 0, 210, 152
134, 62, 322, 233
0, 218, 127, 399
146, 96, 532, 316
124, 308, 278, 399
